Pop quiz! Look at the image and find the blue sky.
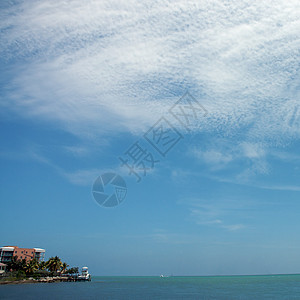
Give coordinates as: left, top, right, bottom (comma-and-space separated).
1, 0, 300, 276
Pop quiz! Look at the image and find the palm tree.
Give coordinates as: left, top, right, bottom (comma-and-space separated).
19, 259, 27, 271
39, 261, 47, 270
61, 262, 69, 274
24, 259, 39, 275
46, 256, 63, 274
66, 267, 79, 274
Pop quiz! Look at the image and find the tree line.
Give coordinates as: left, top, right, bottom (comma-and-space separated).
5, 256, 79, 276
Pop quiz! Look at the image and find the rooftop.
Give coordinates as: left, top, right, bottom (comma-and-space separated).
0, 246, 45, 252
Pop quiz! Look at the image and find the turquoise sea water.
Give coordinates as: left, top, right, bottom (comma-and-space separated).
1, 274, 300, 299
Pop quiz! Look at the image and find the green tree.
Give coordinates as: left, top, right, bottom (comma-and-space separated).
19, 259, 27, 271
46, 256, 63, 273
6, 256, 20, 272
65, 267, 79, 274
24, 259, 39, 275
38, 261, 47, 270
6, 257, 28, 273
61, 262, 69, 274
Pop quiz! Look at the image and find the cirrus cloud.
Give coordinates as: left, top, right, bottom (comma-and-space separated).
0, 0, 299, 145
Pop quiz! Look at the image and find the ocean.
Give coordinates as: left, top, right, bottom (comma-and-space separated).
1, 274, 300, 299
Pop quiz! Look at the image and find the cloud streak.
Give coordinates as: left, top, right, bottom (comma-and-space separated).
186, 198, 248, 231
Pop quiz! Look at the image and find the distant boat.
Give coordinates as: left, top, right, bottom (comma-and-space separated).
77, 267, 91, 281
160, 274, 169, 278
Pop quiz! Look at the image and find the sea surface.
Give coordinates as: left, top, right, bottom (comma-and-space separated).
1, 274, 300, 299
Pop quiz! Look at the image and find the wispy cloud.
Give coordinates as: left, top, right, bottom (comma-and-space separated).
221, 224, 245, 231
63, 168, 104, 186
124, 229, 196, 245
241, 142, 265, 159
0, 0, 300, 145
9, 146, 115, 186
63, 145, 91, 157
211, 174, 300, 193
189, 139, 269, 179
270, 150, 300, 163
186, 199, 248, 231
192, 148, 233, 167
258, 184, 300, 192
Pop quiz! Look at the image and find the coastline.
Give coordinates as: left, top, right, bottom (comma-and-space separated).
0, 276, 78, 285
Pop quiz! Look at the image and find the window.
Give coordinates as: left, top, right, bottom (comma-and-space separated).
21, 251, 23, 254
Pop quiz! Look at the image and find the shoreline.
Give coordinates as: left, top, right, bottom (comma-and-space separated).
0, 276, 78, 285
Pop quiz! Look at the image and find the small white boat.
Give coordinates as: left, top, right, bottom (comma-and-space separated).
78, 267, 91, 281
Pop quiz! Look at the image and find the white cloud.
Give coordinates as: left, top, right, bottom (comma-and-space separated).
192, 149, 233, 165
63, 145, 91, 157
258, 184, 300, 192
221, 224, 245, 231
189, 140, 269, 178
0, 0, 300, 146
63, 169, 104, 186
187, 199, 247, 231
271, 150, 300, 162
241, 142, 265, 159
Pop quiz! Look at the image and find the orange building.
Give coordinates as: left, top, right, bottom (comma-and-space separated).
0, 246, 45, 263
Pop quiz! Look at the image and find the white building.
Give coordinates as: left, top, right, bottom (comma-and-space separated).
0, 263, 6, 274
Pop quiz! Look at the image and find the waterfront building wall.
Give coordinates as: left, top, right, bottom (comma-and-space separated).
0, 246, 45, 263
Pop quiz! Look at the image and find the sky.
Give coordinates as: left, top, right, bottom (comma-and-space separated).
0, 0, 300, 276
